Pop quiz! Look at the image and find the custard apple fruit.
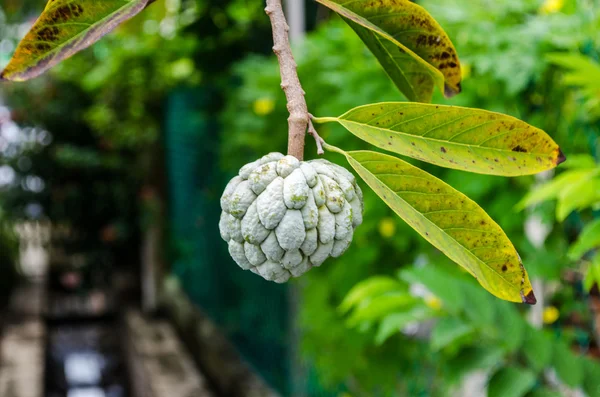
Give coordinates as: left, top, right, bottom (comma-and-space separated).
219, 153, 363, 283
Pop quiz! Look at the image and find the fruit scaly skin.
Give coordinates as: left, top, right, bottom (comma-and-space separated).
219, 153, 364, 283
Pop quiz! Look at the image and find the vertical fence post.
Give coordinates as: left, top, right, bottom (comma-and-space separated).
283, 2, 308, 396
285, 0, 306, 42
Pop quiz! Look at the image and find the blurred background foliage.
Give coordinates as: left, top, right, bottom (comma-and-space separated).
1, 0, 600, 396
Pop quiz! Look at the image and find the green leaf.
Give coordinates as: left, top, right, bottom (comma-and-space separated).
556, 178, 600, 221
546, 53, 600, 120
516, 168, 600, 211
430, 317, 474, 351
315, 0, 461, 102
461, 282, 496, 327
375, 306, 437, 345
347, 292, 418, 326
568, 219, 600, 260
527, 388, 563, 397
487, 367, 536, 397
399, 265, 465, 311
1, 0, 150, 81
444, 347, 505, 385
494, 301, 525, 352
521, 328, 553, 373
583, 255, 600, 292
582, 357, 600, 397
547, 53, 600, 85
339, 276, 406, 314
316, 103, 564, 176
552, 342, 583, 387
327, 148, 536, 304
560, 154, 597, 169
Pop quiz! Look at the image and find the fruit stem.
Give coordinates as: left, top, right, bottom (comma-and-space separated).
265, 0, 308, 161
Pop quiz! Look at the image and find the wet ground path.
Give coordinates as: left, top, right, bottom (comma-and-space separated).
0, 282, 216, 397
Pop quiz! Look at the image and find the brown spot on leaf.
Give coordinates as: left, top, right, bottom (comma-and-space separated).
440, 147, 447, 153
37, 26, 60, 41
512, 145, 527, 153
522, 290, 537, 305
36, 43, 51, 51
556, 148, 566, 165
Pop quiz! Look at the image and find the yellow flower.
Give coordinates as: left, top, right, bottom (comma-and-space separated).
543, 306, 560, 324
540, 0, 564, 14
378, 217, 396, 238
253, 98, 276, 116
425, 296, 443, 310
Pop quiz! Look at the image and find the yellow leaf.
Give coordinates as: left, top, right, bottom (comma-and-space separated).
326, 146, 536, 304
316, 103, 564, 177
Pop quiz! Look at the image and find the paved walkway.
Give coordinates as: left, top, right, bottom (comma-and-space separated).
0, 283, 45, 397
0, 281, 273, 397
125, 310, 216, 397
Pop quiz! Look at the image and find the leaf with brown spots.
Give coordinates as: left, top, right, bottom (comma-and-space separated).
1, 0, 150, 82
315, 102, 565, 176
325, 147, 535, 304
316, 0, 461, 102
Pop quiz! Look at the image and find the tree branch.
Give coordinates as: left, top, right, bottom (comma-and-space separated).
265, 0, 309, 161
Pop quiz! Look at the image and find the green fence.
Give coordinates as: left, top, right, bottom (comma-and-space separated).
164, 87, 290, 394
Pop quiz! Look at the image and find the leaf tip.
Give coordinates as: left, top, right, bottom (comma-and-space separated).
556, 148, 567, 166
522, 290, 537, 305
444, 82, 461, 98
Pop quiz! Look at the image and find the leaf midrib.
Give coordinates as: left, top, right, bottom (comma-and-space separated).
339, 119, 553, 157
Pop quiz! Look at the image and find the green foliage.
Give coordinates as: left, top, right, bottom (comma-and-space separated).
569, 219, 600, 260
552, 342, 584, 387
342, 259, 600, 396
519, 155, 600, 292
487, 367, 536, 397
547, 53, 600, 121
53, 144, 125, 170
53, 14, 199, 148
